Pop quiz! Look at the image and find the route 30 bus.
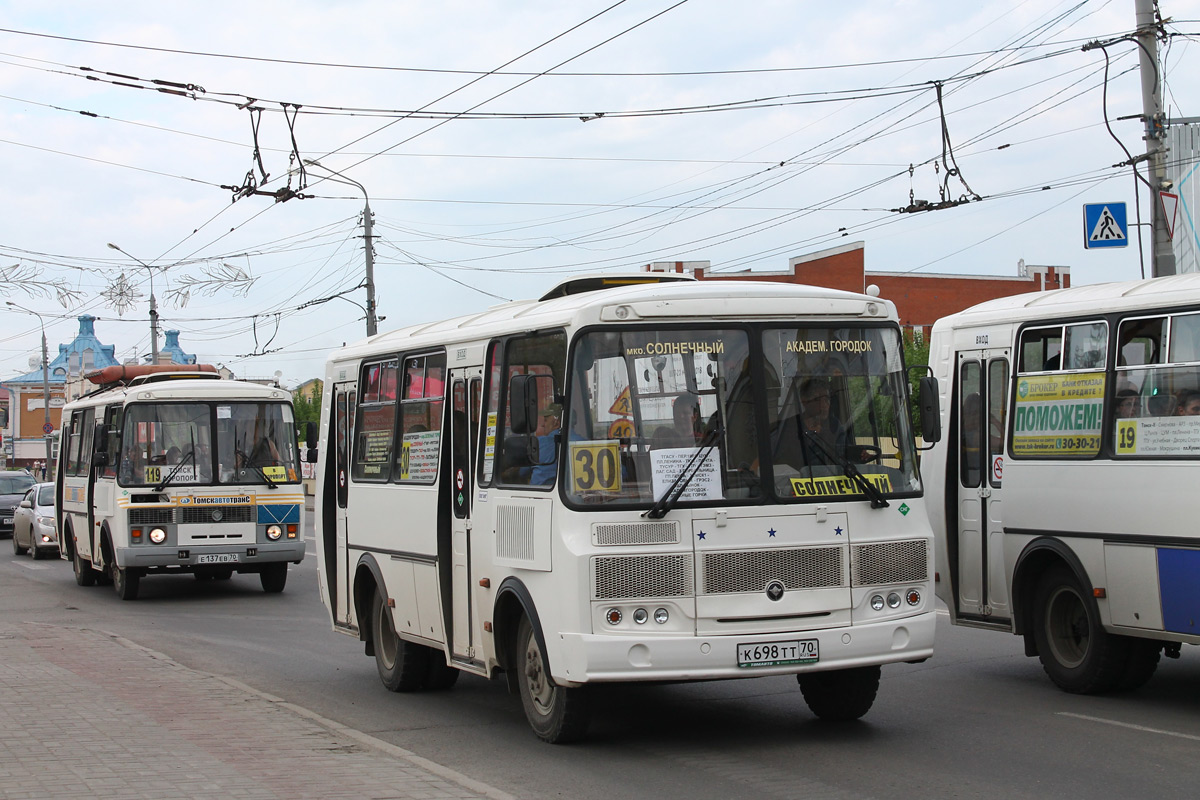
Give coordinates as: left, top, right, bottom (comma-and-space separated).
315, 275, 939, 742
925, 274, 1200, 694
57, 365, 308, 601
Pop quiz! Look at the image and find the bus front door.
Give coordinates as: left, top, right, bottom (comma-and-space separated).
448, 370, 482, 663
330, 383, 355, 626
955, 352, 1010, 623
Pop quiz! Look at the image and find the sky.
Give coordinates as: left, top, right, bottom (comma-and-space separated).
1, 0, 1197, 386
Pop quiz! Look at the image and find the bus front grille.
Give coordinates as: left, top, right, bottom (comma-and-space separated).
129, 508, 176, 525
593, 554, 693, 599
850, 540, 928, 586
593, 521, 679, 546
180, 506, 254, 524
702, 547, 843, 594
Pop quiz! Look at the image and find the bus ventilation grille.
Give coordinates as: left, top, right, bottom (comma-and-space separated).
593, 554, 693, 599
180, 506, 254, 524
593, 521, 679, 546
850, 540, 928, 586
129, 508, 176, 525
703, 547, 843, 594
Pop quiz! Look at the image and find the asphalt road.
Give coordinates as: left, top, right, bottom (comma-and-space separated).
3, 524, 1198, 800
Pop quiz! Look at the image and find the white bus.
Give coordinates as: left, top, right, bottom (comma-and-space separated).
315, 275, 939, 742
926, 274, 1200, 694
58, 365, 308, 601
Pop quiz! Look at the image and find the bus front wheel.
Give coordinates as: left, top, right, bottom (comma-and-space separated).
1032, 565, 1126, 693
516, 615, 589, 743
260, 563, 287, 593
372, 589, 427, 692
112, 564, 140, 601
797, 665, 880, 721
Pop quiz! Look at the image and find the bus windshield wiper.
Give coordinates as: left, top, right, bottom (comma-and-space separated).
643, 425, 724, 519
802, 431, 889, 509
236, 448, 279, 490
154, 433, 198, 492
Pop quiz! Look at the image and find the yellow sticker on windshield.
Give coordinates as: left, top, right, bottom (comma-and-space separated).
790, 473, 891, 498
570, 440, 621, 492
262, 466, 287, 481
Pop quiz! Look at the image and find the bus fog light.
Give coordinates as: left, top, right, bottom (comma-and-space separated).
871, 595, 885, 611
605, 608, 623, 625
266, 524, 283, 541
654, 608, 669, 624
906, 589, 921, 606
633, 608, 648, 625
149, 528, 167, 544
887, 592, 901, 608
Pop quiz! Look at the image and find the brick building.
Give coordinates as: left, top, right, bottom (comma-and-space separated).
646, 241, 1069, 338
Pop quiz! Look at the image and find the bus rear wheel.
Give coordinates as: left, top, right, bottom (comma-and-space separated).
372, 589, 428, 692
112, 564, 140, 601
797, 665, 880, 721
1032, 565, 1127, 693
516, 615, 589, 743
260, 563, 287, 593
72, 544, 96, 587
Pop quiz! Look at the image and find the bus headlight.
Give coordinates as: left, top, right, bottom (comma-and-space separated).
870, 594, 885, 611
887, 592, 902, 609
266, 524, 283, 541
654, 608, 669, 624
149, 528, 167, 544
632, 608, 648, 625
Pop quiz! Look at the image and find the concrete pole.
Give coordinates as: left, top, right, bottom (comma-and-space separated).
40, 328, 52, 477
362, 197, 377, 337
1135, 0, 1177, 276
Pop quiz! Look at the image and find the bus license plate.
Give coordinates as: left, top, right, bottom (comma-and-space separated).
197, 554, 239, 564
737, 639, 819, 668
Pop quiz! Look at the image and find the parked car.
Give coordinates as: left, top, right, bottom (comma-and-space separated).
13, 482, 57, 559
0, 470, 37, 540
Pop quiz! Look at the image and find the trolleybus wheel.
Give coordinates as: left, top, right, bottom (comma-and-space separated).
72, 544, 96, 587
112, 564, 140, 601
372, 589, 428, 692
12, 532, 27, 556
516, 615, 589, 743
797, 665, 880, 721
1032, 565, 1127, 693
260, 563, 287, 593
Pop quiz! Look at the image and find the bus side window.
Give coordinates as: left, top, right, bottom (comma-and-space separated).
959, 362, 982, 488
492, 331, 567, 489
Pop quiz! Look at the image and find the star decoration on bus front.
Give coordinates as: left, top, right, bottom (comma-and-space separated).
767, 528, 777, 538
834, 526, 844, 536
696, 531, 706, 540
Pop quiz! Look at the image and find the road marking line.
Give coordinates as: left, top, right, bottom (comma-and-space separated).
13, 562, 53, 571
1057, 712, 1200, 742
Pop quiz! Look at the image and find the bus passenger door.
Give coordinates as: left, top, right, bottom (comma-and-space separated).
330, 383, 355, 625
954, 352, 1010, 622
448, 370, 482, 661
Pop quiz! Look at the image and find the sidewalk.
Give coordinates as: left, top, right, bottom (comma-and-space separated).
0, 622, 513, 800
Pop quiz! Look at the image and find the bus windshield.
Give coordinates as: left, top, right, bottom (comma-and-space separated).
119, 402, 298, 487
564, 325, 920, 508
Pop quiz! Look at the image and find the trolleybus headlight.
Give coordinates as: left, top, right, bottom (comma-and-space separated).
149, 528, 167, 544
266, 524, 283, 541
632, 608, 648, 625
605, 608, 623, 625
653, 608, 669, 624
870, 594, 885, 611
906, 589, 921, 606
887, 592, 902, 609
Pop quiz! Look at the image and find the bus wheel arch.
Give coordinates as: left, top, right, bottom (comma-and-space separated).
353, 554, 386, 654
492, 578, 544, 692
1011, 538, 1090, 655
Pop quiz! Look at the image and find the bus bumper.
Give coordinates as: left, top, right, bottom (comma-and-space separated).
117, 541, 306, 569
553, 611, 936, 684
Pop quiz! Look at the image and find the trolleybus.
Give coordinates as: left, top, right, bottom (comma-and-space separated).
58, 365, 307, 601
315, 274, 939, 741
926, 274, 1200, 694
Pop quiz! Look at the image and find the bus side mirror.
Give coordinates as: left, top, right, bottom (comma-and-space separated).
93, 425, 111, 467
918, 376, 941, 445
509, 375, 539, 434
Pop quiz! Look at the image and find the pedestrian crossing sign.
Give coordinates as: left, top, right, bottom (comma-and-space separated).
1083, 202, 1128, 249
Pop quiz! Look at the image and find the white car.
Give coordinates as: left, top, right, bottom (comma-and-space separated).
12, 483, 58, 559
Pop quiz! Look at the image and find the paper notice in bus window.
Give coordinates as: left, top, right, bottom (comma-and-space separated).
1011, 372, 1104, 456
399, 431, 440, 481
262, 466, 287, 481
144, 465, 200, 484
1116, 416, 1200, 456
216, 406, 231, 419
649, 447, 721, 502
482, 412, 498, 481
569, 440, 621, 492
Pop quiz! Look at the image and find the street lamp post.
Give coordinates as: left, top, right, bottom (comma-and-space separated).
106, 242, 160, 363
303, 159, 378, 337
6, 302, 55, 478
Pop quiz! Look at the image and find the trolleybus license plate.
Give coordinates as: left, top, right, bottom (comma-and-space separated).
197, 554, 239, 564
737, 639, 819, 668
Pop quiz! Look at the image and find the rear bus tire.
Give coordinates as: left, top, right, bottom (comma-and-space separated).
1032, 565, 1127, 693
425, 653, 460, 691
516, 615, 589, 743
72, 543, 97, 587
260, 563, 287, 593
372, 589, 428, 692
797, 665, 881, 721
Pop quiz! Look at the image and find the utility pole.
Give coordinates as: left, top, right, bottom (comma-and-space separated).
107, 243, 161, 362
1135, 0, 1177, 276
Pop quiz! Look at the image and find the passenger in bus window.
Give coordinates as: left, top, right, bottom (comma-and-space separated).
1115, 388, 1139, 418
529, 404, 563, 485
1174, 389, 1200, 416
119, 447, 144, 483
165, 446, 182, 465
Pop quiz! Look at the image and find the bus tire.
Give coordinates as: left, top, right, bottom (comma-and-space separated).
1114, 639, 1160, 692
424, 652, 460, 691
797, 665, 880, 721
113, 564, 140, 601
372, 589, 427, 692
260, 563, 287, 593
1032, 565, 1127, 693
516, 615, 589, 743
72, 542, 97, 587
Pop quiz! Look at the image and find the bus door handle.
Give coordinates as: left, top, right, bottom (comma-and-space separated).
978, 486, 992, 499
